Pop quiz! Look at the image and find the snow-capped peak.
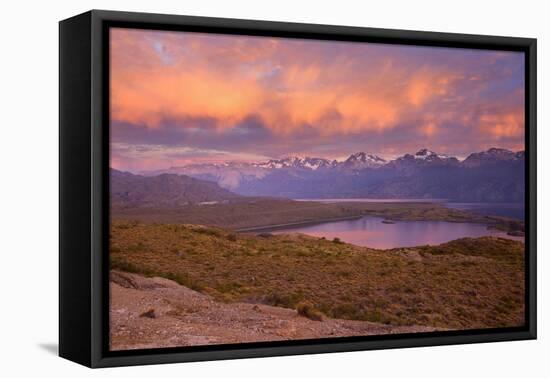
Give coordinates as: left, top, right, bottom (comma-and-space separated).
414, 149, 450, 160
254, 156, 335, 170
346, 152, 386, 164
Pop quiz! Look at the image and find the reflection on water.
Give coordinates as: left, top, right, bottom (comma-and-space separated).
271, 216, 523, 249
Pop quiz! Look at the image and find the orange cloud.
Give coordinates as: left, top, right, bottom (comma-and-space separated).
421, 122, 438, 137
407, 70, 462, 107
111, 67, 264, 127
109, 28, 525, 148
479, 107, 525, 139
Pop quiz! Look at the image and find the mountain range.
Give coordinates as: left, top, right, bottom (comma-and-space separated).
132, 147, 525, 203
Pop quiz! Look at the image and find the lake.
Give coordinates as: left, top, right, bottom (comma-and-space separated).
271, 216, 522, 249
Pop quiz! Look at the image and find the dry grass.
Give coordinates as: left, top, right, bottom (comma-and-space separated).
110, 221, 525, 330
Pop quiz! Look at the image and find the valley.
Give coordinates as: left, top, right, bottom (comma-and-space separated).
109, 146, 526, 349
111, 192, 524, 236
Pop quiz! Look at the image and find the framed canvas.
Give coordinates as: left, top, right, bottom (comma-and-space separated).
59, 10, 537, 368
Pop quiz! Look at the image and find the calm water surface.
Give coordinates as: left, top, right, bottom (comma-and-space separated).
271, 216, 522, 249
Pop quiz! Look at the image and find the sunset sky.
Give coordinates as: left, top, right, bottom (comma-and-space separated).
110, 28, 525, 172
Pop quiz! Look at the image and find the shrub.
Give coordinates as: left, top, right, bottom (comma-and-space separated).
363, 309, 383, 323
296, 302, 324, 321
264, 291, 304, 309
331, 303, 361, 319
194, 227, 221, 237
258, 233, 274, 238
226, 233, 238, 242
163, 272, 204, 292
216, 281, 243, 294
332, 237, 343, 244
110, 256, 147, 275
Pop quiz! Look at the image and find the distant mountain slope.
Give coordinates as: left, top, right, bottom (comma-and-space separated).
462, 148, 524, 168
234, 161, 524, 202
341, 152, 387, 170
111, 169, 239, 207
136, 148, 525, 202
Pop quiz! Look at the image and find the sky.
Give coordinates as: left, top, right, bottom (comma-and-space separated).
110, 27, 525, 172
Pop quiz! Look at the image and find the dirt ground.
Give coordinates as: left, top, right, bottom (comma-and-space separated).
110, 270, 437, 351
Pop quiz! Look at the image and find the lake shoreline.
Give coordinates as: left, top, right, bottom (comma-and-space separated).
235, 203, 522, 234
237, 212, 524, 248
235, 214, 364, 233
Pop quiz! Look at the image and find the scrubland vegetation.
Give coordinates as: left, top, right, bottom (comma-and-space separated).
110, 220, 524, 329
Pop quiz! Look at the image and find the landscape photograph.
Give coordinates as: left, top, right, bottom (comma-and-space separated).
108, 27, 526, 351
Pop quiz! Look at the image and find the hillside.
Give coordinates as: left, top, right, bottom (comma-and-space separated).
111, 168, 239, 207
110, 222, 525, 331
110, 270, 435, 350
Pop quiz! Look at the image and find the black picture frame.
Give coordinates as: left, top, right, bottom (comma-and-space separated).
59, 9, 537, 368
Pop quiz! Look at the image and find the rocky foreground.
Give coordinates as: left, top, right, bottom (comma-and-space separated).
110, 271, 436, 351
